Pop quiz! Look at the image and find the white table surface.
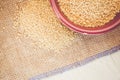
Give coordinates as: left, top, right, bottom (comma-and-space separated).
41, 51, 120, 80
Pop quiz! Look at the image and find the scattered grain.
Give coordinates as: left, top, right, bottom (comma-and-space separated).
13, 0, 75, 53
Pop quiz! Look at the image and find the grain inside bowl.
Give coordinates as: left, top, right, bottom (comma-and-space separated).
58, 0, 120, 27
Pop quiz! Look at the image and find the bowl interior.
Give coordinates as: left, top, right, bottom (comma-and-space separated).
50, 0, 120, 34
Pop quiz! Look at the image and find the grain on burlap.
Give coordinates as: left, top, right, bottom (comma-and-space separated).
0, 0, 120, 80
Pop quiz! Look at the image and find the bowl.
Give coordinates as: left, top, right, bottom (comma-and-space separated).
50, 0, 120, 34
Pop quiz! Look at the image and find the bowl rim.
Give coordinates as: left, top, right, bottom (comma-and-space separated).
50, 0, 120, 34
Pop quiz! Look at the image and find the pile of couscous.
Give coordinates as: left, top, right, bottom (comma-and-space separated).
58, 0, 120, 27
13, 0, 76, 53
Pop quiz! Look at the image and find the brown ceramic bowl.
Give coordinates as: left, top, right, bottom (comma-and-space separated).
50, 0, 120, 34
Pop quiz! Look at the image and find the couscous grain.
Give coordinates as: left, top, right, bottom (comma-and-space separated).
13, 0, 75, 53
58, 0, 120, 27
